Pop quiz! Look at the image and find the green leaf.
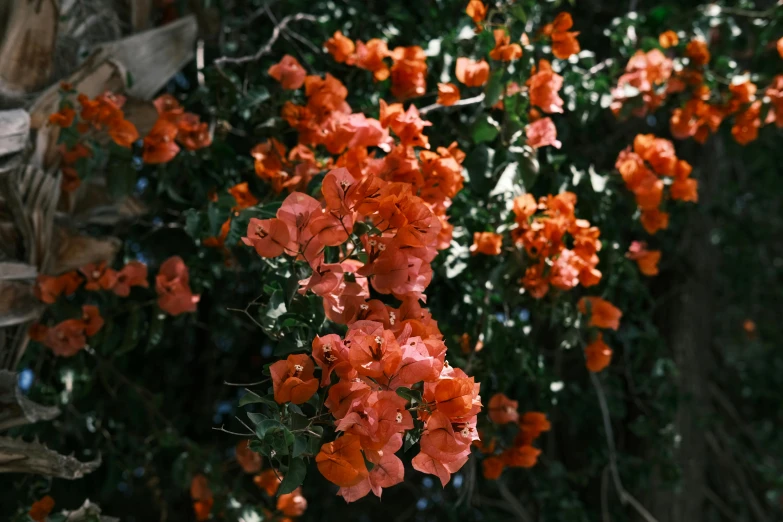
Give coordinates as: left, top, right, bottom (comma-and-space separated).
471, 115, 500, 144
484, 69, 505, 107
292, 435, 308, 458
145, 312, 165, 352
404, 429, 421, 452
510, 4, 526, 22
239, 390, 264, 407
184, 209, 203, 239
278, 457, 307, 495
395, 386, 422, 403
489, 161, 522, 197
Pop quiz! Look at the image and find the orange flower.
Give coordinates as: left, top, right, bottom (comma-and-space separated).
390, 46, 427, 99
502, 444, 540, 468
34, 274, 64, 304
731, 101, 761, 145
270, 354, 319, 404
546, 13, 580, 60
640, 208, 669, 235
143, 119, 180, 164
29, 496, 55, 522
578, 297, 622, 331
49, 107, 75, 127
354, 39, 391, 82
108, 117, 140, 148
465, 0, 487, 25
670, 177, 698, 202
155, 256, 200, 316
455, 57, 490, 87
44, 319, 87, 357
489, 29, 522, 62
433, 376, 476, 418
482, 456, 504, 479
326, 31, 355, 63
79, 262, 118, 291
487, 393, 518, 424
190, 474, 213, 522
236, 439, 262, 473
269, 55, 307, 90
254, 469, 282, 496
176, 113, 212, 150
436, 83, 460, 106
228, 182, 259, 210
277, 487, 308, 517
659, 30, 679, 48
585, 333, 612, 372
743, 319, 756, 337
526, 117, 561, 149
81, 305, 104, 337
518, 412, 551, 444
686, 38, 710, 66
778, 37, 783, 59
527, 60, 564, 113
113, 261, 149, 297
469, 232, 502, 256
626, 241, 660, 276
316, 433, 369, 487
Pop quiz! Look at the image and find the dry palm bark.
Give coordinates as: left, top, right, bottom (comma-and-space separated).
0, 2, 199, 500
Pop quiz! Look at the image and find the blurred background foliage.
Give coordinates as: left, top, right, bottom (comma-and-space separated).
3, 0, 783, 521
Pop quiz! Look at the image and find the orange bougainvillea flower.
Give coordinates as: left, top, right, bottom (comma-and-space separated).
578, 297, 622, 331
190, 474, 213, 522
143, 119, 180, 164
79, 262, 118, 291
326, 31, 356, 63
242, 217, 292, 257
227, 182, 259, 210
390, 46, 427, 99
29, 496, 55, 522
626, 241, 661, 276
659, 30, 679, 49
455, 57, 490, 87
545, 13, 580, 60
108, 117, 140, 148
528, 60, 564, 113
113, 261, 149, 297
487, 393, 519, 424
316, 433, 369, 487
433, 376, 476, 418
437, 83, 460, 106
269, 55, 307, 90
518, 411, 551, 444
465, 0, 487, 25
640, 208, 670, 235
254, 469, 282, 496
81, 305, 104, 337
155, 256, 200, 316
34, 274, 65, 304
236, 439, 262, 473
469, 232, 502, 256
585, 333, 613, 373
277, 487, 308, 517
482, 456, 504, 479
526, 117, 561, 149
353, 39, 391, 82
502, 444, 541, 468
44, 319, 87, 357
49, 107, 75, 127
270, 354, 319, 404
778, 37, 783, 59
489, 29, 522, 62
686, 38, 710, 66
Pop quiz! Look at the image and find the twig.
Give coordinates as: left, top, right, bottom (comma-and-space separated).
601, 465, 612, 522
704, 486, 739, 521
212, 424, 253, 437
214, 13, 317, 68
496, 479, 533, 522
224, 378, 270, 387
419, 93, 486, 115
590, 373, 660, 522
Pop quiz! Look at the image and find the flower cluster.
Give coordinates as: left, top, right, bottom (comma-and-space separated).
611, 34, 780, 146
324, 32, 428, 99
49, 89, 210, 191
626, 241, 661, 277
615, 134, 696, 235
511, 192, 602, 299
477, 396, 551, 479
29, 256, 198, 357
578, 297, 622, 373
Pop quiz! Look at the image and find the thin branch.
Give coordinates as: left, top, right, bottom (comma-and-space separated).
214, 13, 317, 68
419, 93, 486, 115
223, 378, 270, 387
590, 373, 660, 522
212, 425, 253, 437
496, 479, 533, 522
704, 486, 739, 521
